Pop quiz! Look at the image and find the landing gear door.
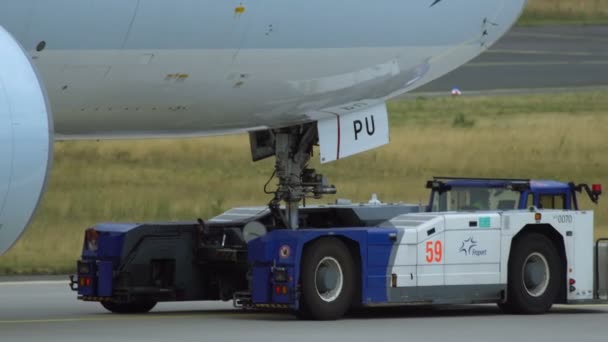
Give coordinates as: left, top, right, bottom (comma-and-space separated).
317, 102, 389, 164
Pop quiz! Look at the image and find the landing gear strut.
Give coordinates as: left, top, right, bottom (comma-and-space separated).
253, 124, 336, 229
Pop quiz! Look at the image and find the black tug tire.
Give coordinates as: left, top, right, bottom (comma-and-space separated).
500, 233, 561, 314
298, 238, 356, 320
101, 299, 157, 314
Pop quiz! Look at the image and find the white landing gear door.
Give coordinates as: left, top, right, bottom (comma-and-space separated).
317, 102, 389, 164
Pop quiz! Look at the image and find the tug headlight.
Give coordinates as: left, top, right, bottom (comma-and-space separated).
77, 262, 91, 274
273, 269, 288, 283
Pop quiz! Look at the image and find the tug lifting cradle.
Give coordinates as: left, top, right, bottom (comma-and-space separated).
264, 125, 336, 230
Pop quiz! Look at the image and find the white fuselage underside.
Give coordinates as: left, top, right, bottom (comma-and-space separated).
0, 0, 527, 138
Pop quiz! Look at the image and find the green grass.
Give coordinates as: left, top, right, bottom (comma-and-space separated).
1, 91, 608, 275
520, 0, 608, 25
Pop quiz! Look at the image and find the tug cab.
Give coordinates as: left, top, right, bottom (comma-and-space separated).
426, 177, 602, 211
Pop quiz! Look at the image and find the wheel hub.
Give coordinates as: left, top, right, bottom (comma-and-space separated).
314, 257, 344, 302
522, 252, 550, 297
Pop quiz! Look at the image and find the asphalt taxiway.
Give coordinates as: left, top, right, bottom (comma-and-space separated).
1, 281, 607, 342
419, 25, 608, 94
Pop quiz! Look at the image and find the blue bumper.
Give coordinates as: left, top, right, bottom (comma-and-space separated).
247, 227, 398, 309
73, 223, 134, 299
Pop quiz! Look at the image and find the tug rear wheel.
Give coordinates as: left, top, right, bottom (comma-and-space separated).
101, 299, 157, 314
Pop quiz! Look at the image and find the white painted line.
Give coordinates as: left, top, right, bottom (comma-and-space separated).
466, 60, 608, 67
511, 31, 608, 44
399, 85, 608, 99
489, 49, 608, 57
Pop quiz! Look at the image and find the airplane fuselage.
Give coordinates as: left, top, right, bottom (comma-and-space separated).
0, 0, 527, 139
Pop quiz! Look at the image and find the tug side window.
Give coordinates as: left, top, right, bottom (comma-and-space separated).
538, 195, 566, 209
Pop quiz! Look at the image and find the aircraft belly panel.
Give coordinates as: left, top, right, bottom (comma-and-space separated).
42, 48, 424, 136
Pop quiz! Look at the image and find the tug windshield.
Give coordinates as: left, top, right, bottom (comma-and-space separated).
431, 187, 521, 212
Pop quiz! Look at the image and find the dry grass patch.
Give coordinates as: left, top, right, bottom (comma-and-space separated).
1, 91, 607, 274
522, 0, 608, 25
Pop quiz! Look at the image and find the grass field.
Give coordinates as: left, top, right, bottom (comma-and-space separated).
1, 91, 607, 275
521, 0, 608, 25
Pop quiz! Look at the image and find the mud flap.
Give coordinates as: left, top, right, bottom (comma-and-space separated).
597, 239, 608, 300
317, 103, 389, 163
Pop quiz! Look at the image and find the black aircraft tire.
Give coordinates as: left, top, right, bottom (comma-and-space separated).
101, 299, 157, 314
298, 238, 356, 320
501, 233, 561, 315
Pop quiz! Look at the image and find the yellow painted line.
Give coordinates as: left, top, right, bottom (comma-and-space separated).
0, 311, 266, 325
0, 281, 67, 286
559, 304, 608, 308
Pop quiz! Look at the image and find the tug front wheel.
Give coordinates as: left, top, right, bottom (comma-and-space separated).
298, 238, 356, 320
500, 233, 561, 314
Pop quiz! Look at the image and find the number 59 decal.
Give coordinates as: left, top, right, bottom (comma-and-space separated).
425, 240, 443, 263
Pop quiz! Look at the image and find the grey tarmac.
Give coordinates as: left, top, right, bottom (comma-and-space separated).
417, 25, 608, 94
1, 281, 607, 342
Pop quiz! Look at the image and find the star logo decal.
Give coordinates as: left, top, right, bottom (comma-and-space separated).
459, 237, 478, 256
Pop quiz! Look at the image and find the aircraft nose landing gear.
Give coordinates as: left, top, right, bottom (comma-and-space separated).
252, 124, 336, 229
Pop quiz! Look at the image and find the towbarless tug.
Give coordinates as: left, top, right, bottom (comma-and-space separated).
71, 177, 608, 320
